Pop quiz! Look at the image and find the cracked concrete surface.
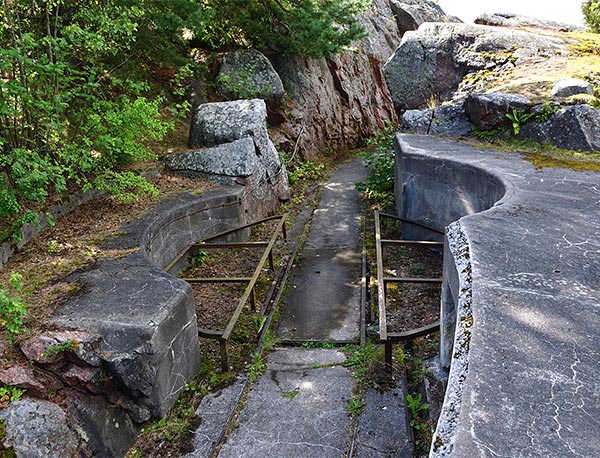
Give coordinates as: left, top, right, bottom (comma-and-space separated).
217, 349, 353, 458
396, 134, 600, 458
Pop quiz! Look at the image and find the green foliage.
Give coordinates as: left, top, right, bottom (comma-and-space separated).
535, 102, 560, 123
204, 0, 370, 58
346, 395, 365, 418
0, 385, 25, 407
0, 1, 176, 241
252, 315, 268, 333
286, 160, 326, 187
41, 339, 79, 358
473, 126, 507, 140
406, 392, 431, 448
356, 121, 398, 209
0, 273, 27, 343
583, 0, 600, 33
189, 249, 209, 269
406, 393, 429, 417
300, 341, 336, 348
281, 387, 300, 400
343, 343, 384, 389
247, 352, 266, 384
505, 109, 534, 135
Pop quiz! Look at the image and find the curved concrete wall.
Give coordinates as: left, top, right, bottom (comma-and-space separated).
142, 187, 246, 271
395, 134, 600, 458
395, 147, 508, 240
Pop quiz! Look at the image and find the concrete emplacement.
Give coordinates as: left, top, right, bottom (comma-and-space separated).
395, 134, 600, 458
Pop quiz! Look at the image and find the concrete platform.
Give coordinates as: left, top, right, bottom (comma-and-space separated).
395, 134, 600, 457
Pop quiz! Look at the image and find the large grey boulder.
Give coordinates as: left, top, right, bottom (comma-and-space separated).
383, 22, 565, 110
520, 104, 600, 151
551, 78, 595, 98
217, 49, 284, 106
0, 395, 139, 457
165, 138, 259, 182
389, 0, 457, 35
464, 92, 532, 130
185, 99, 289, 214
401, 103, 473, 136
475, 13, 585, 32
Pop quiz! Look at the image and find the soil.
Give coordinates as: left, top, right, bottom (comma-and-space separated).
366, 214, 443, 335
182, 219, 289, 334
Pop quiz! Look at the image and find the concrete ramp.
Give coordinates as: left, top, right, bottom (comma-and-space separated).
276, 160, 367, 342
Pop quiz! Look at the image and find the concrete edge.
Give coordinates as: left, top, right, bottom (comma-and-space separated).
429, 222, 472, 457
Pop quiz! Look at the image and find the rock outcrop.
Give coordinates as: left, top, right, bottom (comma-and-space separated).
400, 91, 600, 152
270, 0, 403, 160
400, 103, 473, 137
389, 0, 459, 35
551, 78, 595, 98
475, 13, 585, 32
383, 22, 566, 111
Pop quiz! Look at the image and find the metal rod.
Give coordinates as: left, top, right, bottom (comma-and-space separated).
388, 321, 441, 342
381, 240, 444, 247
384, 340, 393, 370
383, 277, 443, 284
219, 339, 230, 372
198, 328, 223, 338
250, 287, 256, 312
378, 211, 444, 235
222, 216, 287, 341
268, 249, 274, 271
374, 211, 388, 341
164, 248, 189, 274
202, 214, 287, 243
183, 277, 252, 283
192, 242, 270, 250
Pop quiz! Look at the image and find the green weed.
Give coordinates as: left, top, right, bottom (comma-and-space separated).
41, 339, 79, 358
0, 386, 25, 408
346, 395, 365, 418
505, 109, 534, 135
0, 273, 27, 343
281, 388, 300, 401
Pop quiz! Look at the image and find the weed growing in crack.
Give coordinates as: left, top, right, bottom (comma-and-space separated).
247, 352, 266, 384
281, 388, 300, 401
346, 395, 365, 418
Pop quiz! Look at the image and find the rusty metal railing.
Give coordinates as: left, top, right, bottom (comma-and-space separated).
167, 214, 287, 372
374, 211, 443, 367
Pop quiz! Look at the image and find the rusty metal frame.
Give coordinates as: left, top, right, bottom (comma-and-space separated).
374, 211, 443, 367
169, 214, 287, 372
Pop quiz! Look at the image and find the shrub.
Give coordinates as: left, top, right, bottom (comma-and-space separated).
356, 121, 397, 209
0, 273, 27, 343
583, 1, 600, 33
